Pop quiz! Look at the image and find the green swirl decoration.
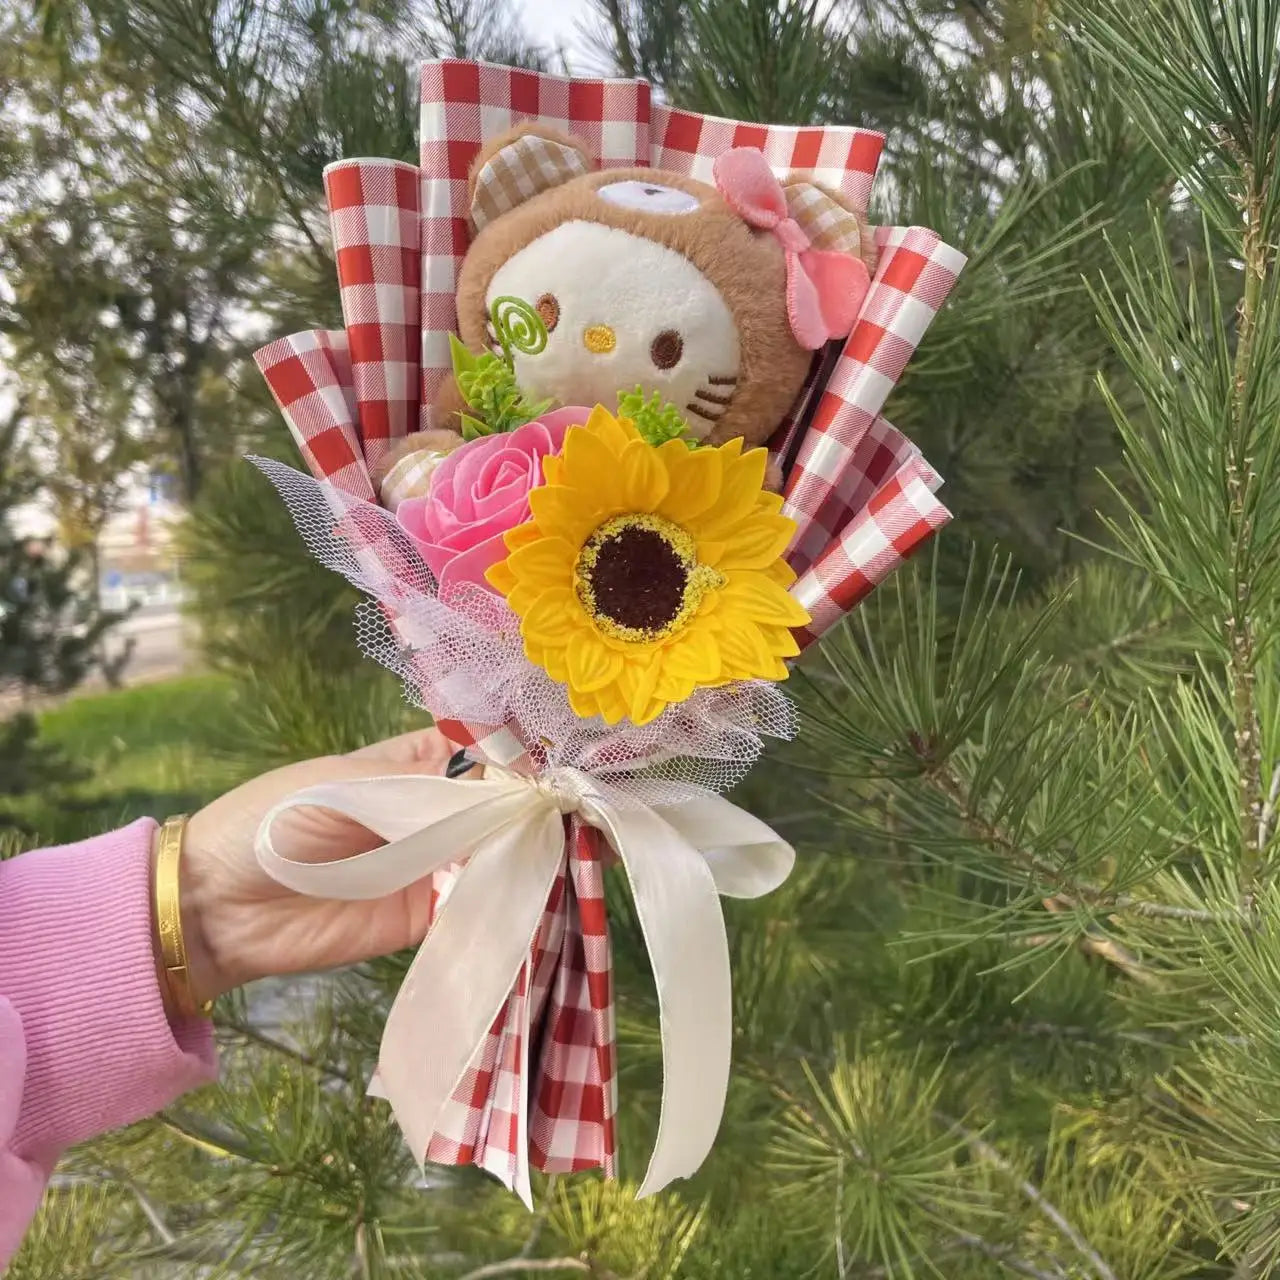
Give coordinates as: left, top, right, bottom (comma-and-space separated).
490, 295, 548, 362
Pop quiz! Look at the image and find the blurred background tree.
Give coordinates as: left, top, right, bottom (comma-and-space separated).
0, 398, 115, 809
8, 0, 1280, 1277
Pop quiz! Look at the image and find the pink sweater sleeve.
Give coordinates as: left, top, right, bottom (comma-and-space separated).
0, 820, 218, 1268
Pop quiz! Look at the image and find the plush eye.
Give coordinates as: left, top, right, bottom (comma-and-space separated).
598, 180, 700, 215
650, 329, 684, 370
536, 293, 560, 332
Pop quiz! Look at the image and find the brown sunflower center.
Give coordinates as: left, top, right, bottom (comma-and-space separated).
574, 514, 722, 643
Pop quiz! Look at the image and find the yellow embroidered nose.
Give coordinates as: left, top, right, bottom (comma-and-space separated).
583, 324, 617, 354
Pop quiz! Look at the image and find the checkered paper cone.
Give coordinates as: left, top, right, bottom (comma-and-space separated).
325, 160, 421, 476
252, 57, 964, 1200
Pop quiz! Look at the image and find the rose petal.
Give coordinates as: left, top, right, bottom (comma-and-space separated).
392, 412, 582, 596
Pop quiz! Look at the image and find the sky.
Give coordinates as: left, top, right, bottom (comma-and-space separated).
518, 0, 600, 70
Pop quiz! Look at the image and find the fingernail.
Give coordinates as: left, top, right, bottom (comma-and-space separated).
446, 750, 476, 778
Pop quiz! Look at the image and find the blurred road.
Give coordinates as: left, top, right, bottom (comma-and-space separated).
105, 605, 190, 684
0, 607, 192, 715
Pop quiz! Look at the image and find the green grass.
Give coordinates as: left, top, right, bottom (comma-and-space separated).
5, 674, 253, 846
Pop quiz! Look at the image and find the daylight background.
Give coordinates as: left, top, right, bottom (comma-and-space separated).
5, 1, 1280, 1277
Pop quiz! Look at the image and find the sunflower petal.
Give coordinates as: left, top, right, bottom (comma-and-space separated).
562, 424, 625, 502
661, 629, 722, 682
587, 405, 636, 453
716, 619, 776, 679
655, 668, 696, 704
541, 643, 570, 683
756, 623, 802, 659
698, 446, 769, 536
658, 442, 722, 523
720, 573, 811, 626
529, 485, 601, 546
568, 685, 600, 719
506, 537, 577, 590
618, 440, 670, 511
618, 658, 664, 725
522, 587, 583, 645
486, 558, 517, 596
567, 638, 625, 692
503, 520, 543, 552
595, 683, 630, 725
763, 557, 798, 588
714, 515, 795, 570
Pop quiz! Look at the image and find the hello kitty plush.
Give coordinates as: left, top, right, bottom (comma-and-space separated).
376, 123, 874, 507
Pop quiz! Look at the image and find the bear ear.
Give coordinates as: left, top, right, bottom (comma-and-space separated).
782, 179, 874, 269
469, 124, 593, 232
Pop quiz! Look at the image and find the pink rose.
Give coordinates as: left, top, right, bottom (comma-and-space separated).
397, 407, 589, 599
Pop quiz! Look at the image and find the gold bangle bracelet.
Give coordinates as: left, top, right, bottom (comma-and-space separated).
155, 815, 213, 1018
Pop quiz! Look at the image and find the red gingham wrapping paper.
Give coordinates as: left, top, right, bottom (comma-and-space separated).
791, 453, 950, 648
255, 329, 373, 501
780, 224, 967, 577
324, 160, 421, 475
649, 103, 883, 210
253, 57, 965, 1198
530, 821, 617, 1175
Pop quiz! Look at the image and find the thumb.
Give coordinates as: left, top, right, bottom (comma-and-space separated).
344, 726, 456, 771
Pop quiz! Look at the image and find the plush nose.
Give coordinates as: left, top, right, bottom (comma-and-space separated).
583, 324, 617, 354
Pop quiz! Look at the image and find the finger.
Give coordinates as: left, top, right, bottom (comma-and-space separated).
345, 727, 455, 769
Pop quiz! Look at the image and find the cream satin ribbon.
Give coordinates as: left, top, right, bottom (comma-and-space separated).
254, 767, 794, 1205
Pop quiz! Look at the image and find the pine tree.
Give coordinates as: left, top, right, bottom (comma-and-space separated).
0, 399, 113, 805
14, 1, 1280, 1277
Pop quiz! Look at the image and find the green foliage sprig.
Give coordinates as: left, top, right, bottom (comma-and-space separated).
617, 386, 697, 448
449, 332, 553, 441
450, 297, 555, 440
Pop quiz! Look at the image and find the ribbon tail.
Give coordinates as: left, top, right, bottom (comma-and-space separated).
652, 793, 795, 899
584, 796, 732, 1198
377, 802, 568, 1167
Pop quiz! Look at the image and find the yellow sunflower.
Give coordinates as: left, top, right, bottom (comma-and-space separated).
484, 406, 810, 726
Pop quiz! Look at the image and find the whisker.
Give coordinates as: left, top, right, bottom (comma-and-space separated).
708, 374, 738, 385
694, 388, 735, 407
686, 402, 724, 423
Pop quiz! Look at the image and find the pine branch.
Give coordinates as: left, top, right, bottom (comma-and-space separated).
217, 1016, 355, 1084
927, 760, 1232, 924
949, 1229, 1067, 1280
101, 1167, 176, 1248
455, 1260, 609, 1280
1230, 160, 1267, 909
952, 1123, 1118, 1280
519, 1176, 557, 1258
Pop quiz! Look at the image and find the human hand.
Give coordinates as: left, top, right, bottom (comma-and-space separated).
156, 727, 465, 1012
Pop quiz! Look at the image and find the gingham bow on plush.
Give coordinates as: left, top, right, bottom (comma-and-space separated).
713, 147, 869, 349
255, 768, 793, 1206
252, 58, 967, 1199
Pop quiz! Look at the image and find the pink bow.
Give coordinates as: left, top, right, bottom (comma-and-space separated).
712, 147, 870, 351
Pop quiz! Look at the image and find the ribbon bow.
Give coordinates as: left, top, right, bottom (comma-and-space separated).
255, 767, 794, 1205
713, 147, 870, 350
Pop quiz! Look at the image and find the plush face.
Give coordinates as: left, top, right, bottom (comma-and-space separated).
454, 150, 819, 448
485, 217, 741, 439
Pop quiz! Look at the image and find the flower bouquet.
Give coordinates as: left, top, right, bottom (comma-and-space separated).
250, 59, 965, 1205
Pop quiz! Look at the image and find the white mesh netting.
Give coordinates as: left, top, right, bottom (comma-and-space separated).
251, 458, 797, 799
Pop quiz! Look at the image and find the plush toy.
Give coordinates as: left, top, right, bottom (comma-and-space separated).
376, 124, 874, 509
